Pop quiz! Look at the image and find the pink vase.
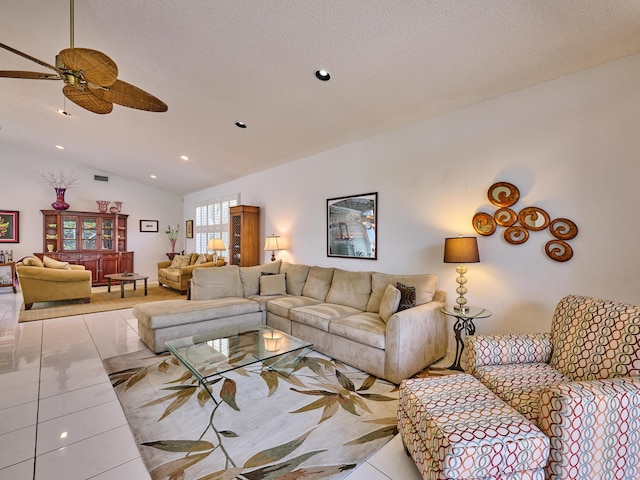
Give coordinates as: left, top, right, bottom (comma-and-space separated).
170, 239, 177, 252
52, 188, 70, 210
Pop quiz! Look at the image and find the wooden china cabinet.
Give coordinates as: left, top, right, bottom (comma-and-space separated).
39, 210, 134, 286
229, 205, 260, 267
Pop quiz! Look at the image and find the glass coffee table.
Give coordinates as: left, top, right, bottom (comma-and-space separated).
165, 325, 313, 400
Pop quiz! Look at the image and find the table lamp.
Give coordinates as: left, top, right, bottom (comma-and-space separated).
264, 234, 282, 261
443, 236, 480, 313
207, 238, 226, 264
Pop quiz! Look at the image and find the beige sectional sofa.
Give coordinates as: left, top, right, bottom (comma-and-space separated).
133, 260, 447, 384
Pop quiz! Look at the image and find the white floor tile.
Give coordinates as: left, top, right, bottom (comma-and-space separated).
39, 365, 109, 399
0, 365, 40, 389
89, 457, 151, 480
0, 425, 36, 470
346, 461, 390, 479
0, 380, 39, 410
39, 356, 104, 382
38, 381, 117, 422
0, 400, 38, 435
37, 400, 128, 455
35, 425, 140, 480
365, 435, 422, 480
0, 459, 34, 480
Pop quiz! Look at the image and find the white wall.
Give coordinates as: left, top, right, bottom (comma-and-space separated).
1, 143, 183, 279
184, 53, 640, 350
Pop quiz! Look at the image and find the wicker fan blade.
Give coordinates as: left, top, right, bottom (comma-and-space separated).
0, 42, 61, 73
63, 85, 113, 114
0, 71, 61, 80
59, 48, 117, 86
90, 79, 168, 112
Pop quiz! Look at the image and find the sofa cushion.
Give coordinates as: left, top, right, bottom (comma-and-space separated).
159, 268, 181, 282
396, 282, 416, 311
260, 273, 287, 296
366, 272, 438, 312
473, 363, 570, 424
379, 284, 401, 323
280, 262, 311, 296
43, 256, 71, 270
134, 298, 261, 330
23, 256, 44, 267
549, 295, 640, 381
267, 296, 322, 318
301, 266, 335, 301
191, 265, 244, 299
329, 312, 386, 349
169, 255, 191, 269
239, 260, 282, 296
325, 269, 372, 311
194, 254, 208, 265
289, 303, 361, 332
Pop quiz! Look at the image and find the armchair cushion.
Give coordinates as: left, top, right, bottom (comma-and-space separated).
466, 333, 553, 375
23, 256, 44, 267
43, 255, 71, 270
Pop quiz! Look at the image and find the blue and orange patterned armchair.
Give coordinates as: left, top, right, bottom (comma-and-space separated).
466, 294, 640, 479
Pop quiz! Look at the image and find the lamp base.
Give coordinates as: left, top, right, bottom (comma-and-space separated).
453, 304, 468, 314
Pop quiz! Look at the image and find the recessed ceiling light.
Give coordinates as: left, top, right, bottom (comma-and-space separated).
180, 155, 189, 161
55, 145, 64, 150
315, 69, 331, 81
235, 121, 247, 129
150, 174, 157, 179
57, 108, 71, 116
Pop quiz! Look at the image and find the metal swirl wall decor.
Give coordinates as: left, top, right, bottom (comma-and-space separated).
472, 181, 578, 262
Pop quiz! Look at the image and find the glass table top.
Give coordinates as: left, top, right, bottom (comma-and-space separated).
165, 325, 313, 382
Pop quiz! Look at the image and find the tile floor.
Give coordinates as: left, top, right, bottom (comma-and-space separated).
0, 287, 423, 480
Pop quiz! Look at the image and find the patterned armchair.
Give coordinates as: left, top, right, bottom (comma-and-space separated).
466, 294, 640, 479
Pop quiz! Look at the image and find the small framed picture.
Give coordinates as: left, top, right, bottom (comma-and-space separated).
186, 219, 194, 239
0, 210, 19, 243
140, 219, 159, 232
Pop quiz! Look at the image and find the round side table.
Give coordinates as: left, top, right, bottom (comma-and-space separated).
440, 305, 492, 371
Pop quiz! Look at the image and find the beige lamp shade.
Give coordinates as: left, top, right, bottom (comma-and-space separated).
206, 238, 226, 252
264, 235, 282, 261
443, 237, 480, 263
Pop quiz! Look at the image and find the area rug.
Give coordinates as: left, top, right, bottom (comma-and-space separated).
19, 285, 182, 322
103, 349, 399, 480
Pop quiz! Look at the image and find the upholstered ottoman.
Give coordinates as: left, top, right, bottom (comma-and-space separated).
398, 374, 549, 480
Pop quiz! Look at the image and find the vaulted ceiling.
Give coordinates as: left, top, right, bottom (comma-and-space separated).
2, 1, 639, 195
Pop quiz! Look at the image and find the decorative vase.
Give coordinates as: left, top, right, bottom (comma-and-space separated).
96, 200, 109, 213
52, 188, 70, 210
114, 201, 123, 212
170, 239, 177, 252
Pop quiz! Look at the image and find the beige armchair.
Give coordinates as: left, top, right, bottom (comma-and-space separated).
157, 253, 224, 294
17, 257, 92, 310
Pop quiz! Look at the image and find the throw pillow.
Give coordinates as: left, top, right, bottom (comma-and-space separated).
194, 254, 208, 265
397, 282, 416, 311
259, 273, 287, 296
169, 255, 191, 269
379, 284, 401, 323
43, 255, 71, 270
23, 256, 44, 268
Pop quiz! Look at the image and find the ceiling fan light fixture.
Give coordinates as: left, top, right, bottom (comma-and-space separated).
315, 69, 331, 81
235, 121, 247, 129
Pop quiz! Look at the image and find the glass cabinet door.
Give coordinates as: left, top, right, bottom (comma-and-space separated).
82, 217, 97, 250
101, 218, 114, 250
62, 216, 77, 251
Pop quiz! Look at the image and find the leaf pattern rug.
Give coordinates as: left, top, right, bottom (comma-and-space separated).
103, 349, 399, 480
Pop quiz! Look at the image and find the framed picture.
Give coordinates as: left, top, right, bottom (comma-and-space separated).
0, 210, 19, 243
140, 219, 159, 232
186, 219, 194, 238
327, 192, 377, 259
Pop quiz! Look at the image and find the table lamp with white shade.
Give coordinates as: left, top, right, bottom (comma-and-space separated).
264, 234, 282, 261
207, 238, 226, 264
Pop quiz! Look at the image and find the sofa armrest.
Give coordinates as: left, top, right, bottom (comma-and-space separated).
157, 260, 172, 269
465, 333, 552, 375
384, 300, 447, 384
538, 376, 640, 478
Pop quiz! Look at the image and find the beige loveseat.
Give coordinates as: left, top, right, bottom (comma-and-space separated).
157, 253, 224, 294
17, 255, 92, 310
133, 260, 447, 384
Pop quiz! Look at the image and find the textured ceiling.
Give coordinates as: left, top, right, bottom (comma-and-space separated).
1, 1, 640, 195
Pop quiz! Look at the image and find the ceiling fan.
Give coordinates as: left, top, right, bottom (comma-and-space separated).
0, 0, 167, 114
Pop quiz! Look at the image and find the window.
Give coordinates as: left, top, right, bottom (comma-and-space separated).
194, 194, 240, 256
